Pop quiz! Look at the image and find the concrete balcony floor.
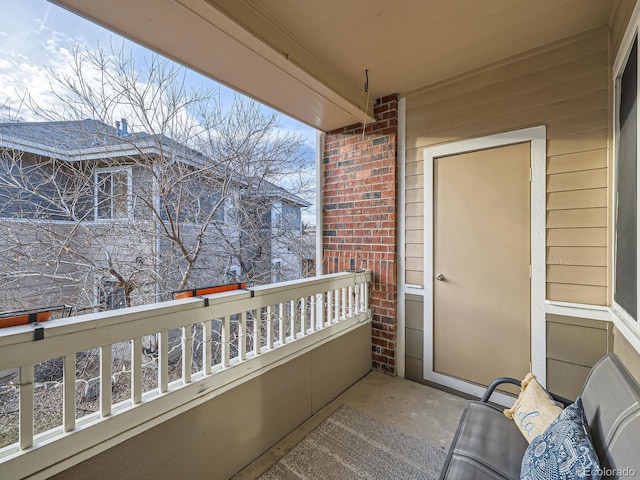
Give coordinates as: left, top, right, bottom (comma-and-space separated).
233, 371, 470, 479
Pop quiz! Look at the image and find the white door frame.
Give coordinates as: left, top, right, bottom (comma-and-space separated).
423, 126, 546, 405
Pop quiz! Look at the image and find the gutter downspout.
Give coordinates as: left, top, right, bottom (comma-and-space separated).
397, 98, 406, 378
315, 130, 324, 276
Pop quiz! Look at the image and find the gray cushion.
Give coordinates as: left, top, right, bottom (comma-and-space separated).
440, 402, 528, 479
580, 354, 640, 478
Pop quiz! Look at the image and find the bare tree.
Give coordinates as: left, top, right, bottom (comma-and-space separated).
0, 45, 312, 314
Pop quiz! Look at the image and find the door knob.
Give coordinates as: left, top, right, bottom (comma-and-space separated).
435, 273, 445, 281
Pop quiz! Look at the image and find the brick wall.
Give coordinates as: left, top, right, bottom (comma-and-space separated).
322, 95, 398, 374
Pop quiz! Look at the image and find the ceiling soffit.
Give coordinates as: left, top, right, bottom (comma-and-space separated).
51, 0, 615, 131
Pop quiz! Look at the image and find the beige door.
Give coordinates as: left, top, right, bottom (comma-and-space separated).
432, 142, 531, 388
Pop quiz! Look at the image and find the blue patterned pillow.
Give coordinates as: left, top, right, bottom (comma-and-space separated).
520, 397, 601, 480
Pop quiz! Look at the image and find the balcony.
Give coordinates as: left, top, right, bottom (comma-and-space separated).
0, 271, 373, 480
5, 1, 640, 478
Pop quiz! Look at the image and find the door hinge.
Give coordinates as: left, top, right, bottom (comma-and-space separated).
529, 265, 532, 278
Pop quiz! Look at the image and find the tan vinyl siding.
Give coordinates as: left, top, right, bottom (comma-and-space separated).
546, 265, 607, 286
546, 227, 607, 246
546, 145, 607, 304
404, 294, 424, 383
546, 314, 612, 399
546, 189, 607, 210
613, 326, 640, 383
404, 27, 608, 306
405, 149, 424, 285
546, 283, 607, 305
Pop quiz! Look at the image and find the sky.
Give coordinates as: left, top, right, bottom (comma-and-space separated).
0, 0, 317, 221
0, 0, 317, 146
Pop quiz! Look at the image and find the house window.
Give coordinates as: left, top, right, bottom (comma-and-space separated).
97, 280, 127, 310
614, 33, 639, 326
95, 167, 131, 220
281, 204, 302, 232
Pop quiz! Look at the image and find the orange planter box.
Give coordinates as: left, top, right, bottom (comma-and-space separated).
173, 282, 247, 300
0, 311, 51, 328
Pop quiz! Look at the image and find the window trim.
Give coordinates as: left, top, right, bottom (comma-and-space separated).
94, 166, 133, 221
611, 2, 640, 352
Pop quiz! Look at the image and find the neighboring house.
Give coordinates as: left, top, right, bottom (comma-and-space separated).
248, 178, 311, 282
0, 118, 309, 314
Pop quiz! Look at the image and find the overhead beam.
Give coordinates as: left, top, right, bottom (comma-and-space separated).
50, 0, 375, 131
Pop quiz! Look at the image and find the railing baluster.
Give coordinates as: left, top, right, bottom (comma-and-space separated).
100, 345, 112, 417
334, 289, 340, 323
364, 280, 369, 311
348, 285, 354, 318
182, 326, 192, 384
159, 331, 169, 393
252, 309, 260, 355
278, 302, 285, 345
63, 354, 76, 431
267, 306, 274, 350
310, 295, 316, 332
239, 311, 247, 361
289, 300, 295, 340
326, 290, 333, 326
132, 337, 142, 405
299, 297, 306, 336
222, 316, 230, 367
341, 287, 347, 320
19, 365, 34, 450
317, 293, 324, 328
203, 321, 212, 375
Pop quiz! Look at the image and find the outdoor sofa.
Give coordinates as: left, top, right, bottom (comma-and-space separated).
440, 353, 640, 479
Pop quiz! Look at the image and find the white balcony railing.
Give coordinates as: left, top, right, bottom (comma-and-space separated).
0, 270, 371, 480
